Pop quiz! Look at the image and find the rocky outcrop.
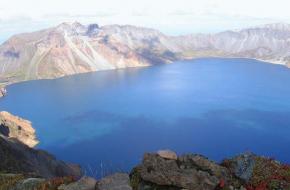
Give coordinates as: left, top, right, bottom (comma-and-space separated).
2, 150, 290, 190
0, 111, 82, 181
0, 135, 81, 178
221, 152, 256, 182
221, 153, 290, 189
130, 152, 228, 190
130, 150, 290, 190
0, 111, 38, 147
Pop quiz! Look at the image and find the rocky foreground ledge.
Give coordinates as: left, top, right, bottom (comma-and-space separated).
1, 149, 290, 190
0, 111, 82, 189
0, 111, 38, 147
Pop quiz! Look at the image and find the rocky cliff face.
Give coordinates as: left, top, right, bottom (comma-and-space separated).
0, 135, 81, 178
1, 22, 290, 86
0, 111, 81, 183
174, 23, 290, 66
0, 111, 38, 147
0, 22, 177, 85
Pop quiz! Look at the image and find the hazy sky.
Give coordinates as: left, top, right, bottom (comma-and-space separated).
1, 0, 290, 42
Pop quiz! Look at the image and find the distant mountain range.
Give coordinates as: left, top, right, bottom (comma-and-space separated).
1, 22, 290, 86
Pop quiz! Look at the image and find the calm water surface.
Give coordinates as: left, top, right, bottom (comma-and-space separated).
1, 58, 290, 176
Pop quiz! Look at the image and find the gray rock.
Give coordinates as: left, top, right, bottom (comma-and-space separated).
97, 173, 132, 190
0, 135, 82, 178
130, 153, 220, 190
59, 176, 97, 190
15, 178, 45, 190
157, 150, 178, 160
223, 152, 256, 182
178, 154, 231, 181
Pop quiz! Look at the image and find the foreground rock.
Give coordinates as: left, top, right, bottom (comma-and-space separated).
130, 152, 230, 190
97, 173, 132, 190
221, 153, 290, 189
2, 149, 290, 190
58, 176, 97, 190
0, 135, 81, 178
0, 111, 38, 147
221, 152, 256, 182
130, 150, 290, 190
0, 173, 76, 190
157, 149, 178, 160
14, 178, 46, 190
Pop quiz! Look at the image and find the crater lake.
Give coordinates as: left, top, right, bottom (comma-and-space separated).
1, 58, 290, 177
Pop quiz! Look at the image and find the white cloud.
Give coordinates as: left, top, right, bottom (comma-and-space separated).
0, 0, 290, 42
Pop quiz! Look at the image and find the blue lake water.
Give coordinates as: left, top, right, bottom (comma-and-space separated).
1, 58, 290, 177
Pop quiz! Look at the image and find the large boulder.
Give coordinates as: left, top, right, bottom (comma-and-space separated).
0, 111, 38, 147
221, 153, 256, 182
130, 152, 225, 190
96, 173, 132, 190
178, 154, 232, 182
0, 135, 81, 178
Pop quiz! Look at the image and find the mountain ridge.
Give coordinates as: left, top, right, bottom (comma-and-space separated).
1, 22, 290, 87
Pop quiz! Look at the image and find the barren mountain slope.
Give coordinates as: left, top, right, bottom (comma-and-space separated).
1, 22, 290, 86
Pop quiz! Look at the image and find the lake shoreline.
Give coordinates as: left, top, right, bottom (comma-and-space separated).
2, 57, 290, 189
2, 58, 290, 171
0, 56, 289, 100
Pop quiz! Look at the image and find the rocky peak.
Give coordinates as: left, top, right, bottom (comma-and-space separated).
258, 23, 290, 31
0, 111, 38, 147
55, 22, 87, 36
4, 21, 290, 86
86, 23, 100, 36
